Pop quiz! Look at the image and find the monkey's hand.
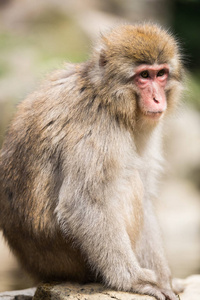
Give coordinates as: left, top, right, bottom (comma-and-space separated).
132, 268, 179, 300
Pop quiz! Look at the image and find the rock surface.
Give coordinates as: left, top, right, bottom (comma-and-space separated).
0, 287, 36, 300
33, 283, 154, 300
1, 275, 200, 300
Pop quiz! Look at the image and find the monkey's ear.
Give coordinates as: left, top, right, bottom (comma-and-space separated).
99, 49, 108, 67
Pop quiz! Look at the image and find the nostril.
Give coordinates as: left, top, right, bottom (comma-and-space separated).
153, 97, 159, 104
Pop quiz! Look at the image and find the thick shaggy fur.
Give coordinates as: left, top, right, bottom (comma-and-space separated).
0, 24, 183, 300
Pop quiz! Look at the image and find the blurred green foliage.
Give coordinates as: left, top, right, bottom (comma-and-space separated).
187, 72, 200, 110
26, 10, 89, 64
0, 10, 89, 146
173, 0, 200, 70
0, 10, 89, 71
172, 0, 200, 110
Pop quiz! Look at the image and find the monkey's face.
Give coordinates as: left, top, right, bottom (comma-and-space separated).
133, 63, 169, 120
93, 24, 183, 126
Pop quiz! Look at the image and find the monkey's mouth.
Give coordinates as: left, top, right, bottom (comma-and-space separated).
144, 111, 164, 120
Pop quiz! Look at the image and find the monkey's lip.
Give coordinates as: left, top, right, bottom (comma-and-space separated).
144, 111, 164, 119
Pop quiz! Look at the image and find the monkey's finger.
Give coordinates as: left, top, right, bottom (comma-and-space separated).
132, 284, 166, 300
161, 288, 179, 300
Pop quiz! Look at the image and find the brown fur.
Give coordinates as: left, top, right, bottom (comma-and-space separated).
0, 24, 183, 299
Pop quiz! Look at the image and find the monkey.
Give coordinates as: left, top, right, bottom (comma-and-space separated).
0, 24, 184, 300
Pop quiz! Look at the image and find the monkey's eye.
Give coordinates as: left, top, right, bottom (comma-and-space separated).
157, 69, 165, 77
140, 71, 149, 78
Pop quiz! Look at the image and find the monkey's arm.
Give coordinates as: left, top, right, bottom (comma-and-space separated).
56, 178, 145, 288
136, 198, 174, 292
55, 174, 175, 300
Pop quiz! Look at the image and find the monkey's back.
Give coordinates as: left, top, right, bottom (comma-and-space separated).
0, 64, 95, 281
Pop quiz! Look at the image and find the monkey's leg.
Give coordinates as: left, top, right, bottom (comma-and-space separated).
56, 181, 174, 300
136, 198, 179, 299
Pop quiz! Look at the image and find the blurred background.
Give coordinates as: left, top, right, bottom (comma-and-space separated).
0, 0, 200, 292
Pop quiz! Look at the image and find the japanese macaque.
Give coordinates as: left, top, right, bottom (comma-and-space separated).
0, 24, 183, 300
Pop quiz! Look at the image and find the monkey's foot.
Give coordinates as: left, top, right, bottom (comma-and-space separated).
132, 268, 176, 300
172, 278, 185, 294
161, 288, 180, 300
132, 284, 178, 300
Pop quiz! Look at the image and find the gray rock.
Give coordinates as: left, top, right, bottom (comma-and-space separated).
0, 288, 36, 300
1, 275, 200, 300
33, 283, 154, 300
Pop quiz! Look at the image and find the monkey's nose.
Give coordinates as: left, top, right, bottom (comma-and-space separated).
153, 97, 160, 104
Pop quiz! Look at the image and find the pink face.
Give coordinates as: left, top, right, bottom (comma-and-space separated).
134, 64, 169, 120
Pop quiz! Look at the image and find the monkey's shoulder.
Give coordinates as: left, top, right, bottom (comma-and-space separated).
12, 63, 85, 119
0, 62, 92, 158
47, 62, 80, 83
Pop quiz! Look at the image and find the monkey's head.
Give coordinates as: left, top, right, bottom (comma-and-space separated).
91, 24, 183, 124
